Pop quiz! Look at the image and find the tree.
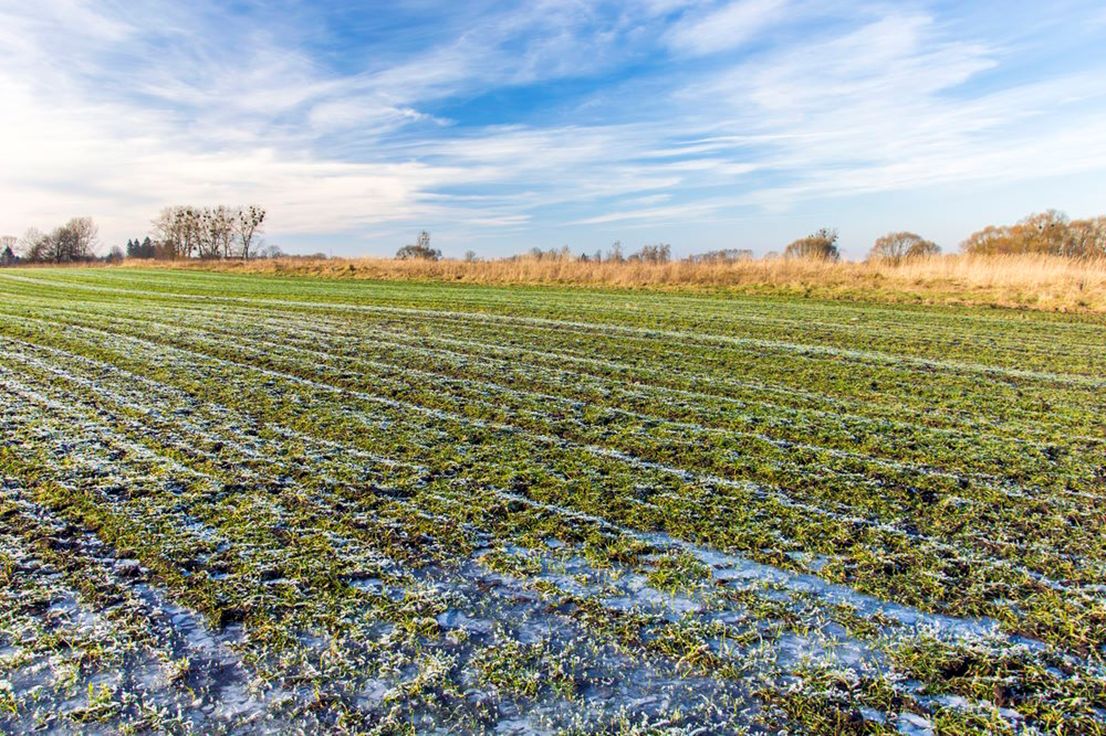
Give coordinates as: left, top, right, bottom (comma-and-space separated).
687, 248, 753, 263
1020, 210, 1071, 254
236, 205, 266, 260
396, 231, 441, 260
1068, 216, 1106, 258
784, 228, 840, 260
205, 205, 235, 259
1, 237, 16, 266
28, 218, 99, 263
960, 210, 1105, 257
464, 250, 477, 263
631, 243, 671, 264
868, 231, 940, 264
153, 207, 186, 259
19, 228, 47, 262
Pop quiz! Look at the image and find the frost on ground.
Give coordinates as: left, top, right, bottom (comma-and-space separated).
0, 268, 1104, 734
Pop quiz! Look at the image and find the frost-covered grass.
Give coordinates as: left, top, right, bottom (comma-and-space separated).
0, 267, 1104, 734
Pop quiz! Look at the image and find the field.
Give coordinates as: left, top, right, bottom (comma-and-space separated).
0, 267, 1104, 735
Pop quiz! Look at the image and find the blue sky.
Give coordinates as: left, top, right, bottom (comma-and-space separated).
2, 1, 1106, 259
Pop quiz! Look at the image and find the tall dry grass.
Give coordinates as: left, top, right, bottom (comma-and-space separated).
119, 253, 1106, 313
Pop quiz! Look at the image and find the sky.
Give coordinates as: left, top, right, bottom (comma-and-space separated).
2, 1, 1105, 259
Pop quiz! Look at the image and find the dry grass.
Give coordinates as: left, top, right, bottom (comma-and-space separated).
117, 253, 1106, 313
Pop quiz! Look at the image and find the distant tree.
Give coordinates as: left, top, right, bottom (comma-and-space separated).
464, 250, 477, 263
1068, 216, 1106, 258
66, 217, 98, 261
686, 248, 753, 264
784, 228, 840, 261
631, 243, 671, 264
1, 240, 16, 266
19, 228, 48, 262
105, 245, 125, 263
153, 207, 189, 259
396, 231, 441, 260
868, 232, 940, 264
960, 210, 1106, 257
27, 217, 99, 263
205, 205, 235, 259
1020, 210, 1071, 254
236, 205, 266, 259
153, 205, 262, 259
606, 240, 624, 263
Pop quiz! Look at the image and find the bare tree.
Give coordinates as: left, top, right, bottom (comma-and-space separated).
784, 228, 840, 260
19, 228, 47, 262
960, 210, 1094, 257
868, 232, 940, 264
1068, 216, 1106, 258
33, 218, 98, 263
153, 207, 187, 260
631, 243, 671, 263
236, 205, 266, 260
396, 230, 440, 260
205, 205, 235, 259
156, 205, 262, 260
178, 206, 201, 259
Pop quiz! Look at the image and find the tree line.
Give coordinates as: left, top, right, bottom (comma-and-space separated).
961, 210, 1106, 257
2, 204, 267, 265
3, 208, 1104, 268
4, 217, 101, 265
149, 205, 266, 260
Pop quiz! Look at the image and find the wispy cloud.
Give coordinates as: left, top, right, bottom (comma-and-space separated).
664, 0, 790, 56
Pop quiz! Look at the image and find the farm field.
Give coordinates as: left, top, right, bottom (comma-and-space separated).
0, 267, 1104, 735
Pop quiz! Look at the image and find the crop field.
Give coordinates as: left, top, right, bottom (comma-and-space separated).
0, 268, 1104, 735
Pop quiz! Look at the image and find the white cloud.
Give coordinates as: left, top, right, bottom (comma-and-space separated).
667, 12, 1106, 209
665, 0, 790, 55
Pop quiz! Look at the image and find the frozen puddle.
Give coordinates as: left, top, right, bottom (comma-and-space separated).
0, 482, 292, 735
670, 535, 1000, 639
399, 558, 762, 734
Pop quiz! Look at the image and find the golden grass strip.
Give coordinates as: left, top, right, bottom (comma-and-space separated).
97, 252, 1106, 313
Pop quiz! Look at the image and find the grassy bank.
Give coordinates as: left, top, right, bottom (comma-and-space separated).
116, 253, 1106, 313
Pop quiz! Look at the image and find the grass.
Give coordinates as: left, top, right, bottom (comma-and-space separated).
117, 252, 1106, 312
0, 266, 1103, 734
